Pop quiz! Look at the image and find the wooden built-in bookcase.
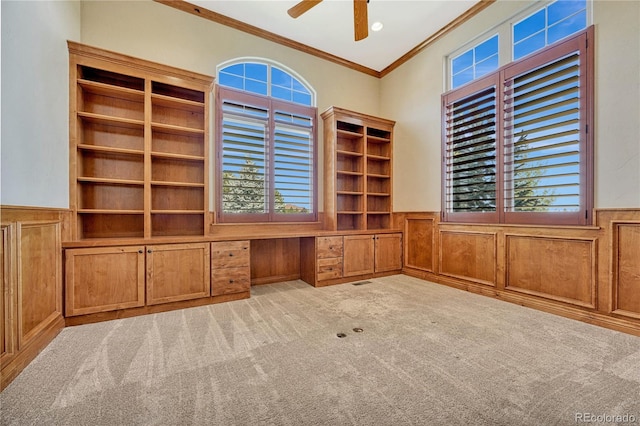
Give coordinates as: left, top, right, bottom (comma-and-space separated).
321, 107, 395, 231
68, 42, 213, 240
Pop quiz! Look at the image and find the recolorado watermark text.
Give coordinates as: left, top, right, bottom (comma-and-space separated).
575, 413, 637, 423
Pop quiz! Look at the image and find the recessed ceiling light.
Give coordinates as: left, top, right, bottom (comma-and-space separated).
371, 21, 384, 32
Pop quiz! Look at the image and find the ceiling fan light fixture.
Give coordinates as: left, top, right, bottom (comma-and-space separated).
371, 21, 383, 32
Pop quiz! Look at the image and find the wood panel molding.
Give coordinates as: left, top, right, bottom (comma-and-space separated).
403, 213, 437, 272
401, 210, 640, 337
439, 230, 497, 286
611, 221, 640, 319
17, 221, 63, 349
504, 234, 597, 309
1, 223, 17, 370
1, 206, 65, 391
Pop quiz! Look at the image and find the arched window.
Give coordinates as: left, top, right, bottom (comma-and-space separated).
218, 59, 315, 106
215, 59, 317, 223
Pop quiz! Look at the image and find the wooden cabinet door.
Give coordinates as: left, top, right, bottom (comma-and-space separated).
146, 243, 210, 305
65, 246, 145, 316
343, 235, 374, 277
375, 233, 403, 273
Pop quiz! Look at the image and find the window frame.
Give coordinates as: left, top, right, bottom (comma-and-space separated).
441, 26, 594, 226
215, 84, 318, 224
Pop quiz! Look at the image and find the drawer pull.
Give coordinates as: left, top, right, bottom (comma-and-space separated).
229, 279, 234, 283
229, 253, 234, 257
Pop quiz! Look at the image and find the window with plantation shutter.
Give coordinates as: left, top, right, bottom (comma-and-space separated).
442, 26, 593, 225
220, 97, 269, 219
216, 85, 317, 223
444, 79, 500, 223
273, 111, 314, 214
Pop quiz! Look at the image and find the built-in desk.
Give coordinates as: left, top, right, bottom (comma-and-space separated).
62, 228, 403, 326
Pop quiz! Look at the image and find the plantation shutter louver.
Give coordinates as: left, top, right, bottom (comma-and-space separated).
273, 110, 314, 215
220, 100, 269, 217
504, 53, 581, 213
443, 75, 501, 222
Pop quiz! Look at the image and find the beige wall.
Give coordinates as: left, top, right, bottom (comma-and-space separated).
1, 0, 81, 208
382, 0, 640, 212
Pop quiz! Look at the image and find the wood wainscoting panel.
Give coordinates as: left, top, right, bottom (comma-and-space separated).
612, 222, 640, 318
16, 221, 63, 350
505, 234, 596, 308
1, 224, 16, 367
404, 216, 435, 272
439, 231, 496, 286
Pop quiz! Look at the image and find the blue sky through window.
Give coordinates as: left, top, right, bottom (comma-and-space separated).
219, 61, 313, 106
513, 0, 587, 60
452, 34, 499, 88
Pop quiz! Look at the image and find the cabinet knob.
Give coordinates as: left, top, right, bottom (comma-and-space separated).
147, 249, 152, 253
229, 253, 234, 257
229, 279, 234, 283
138, 249, 143, 254
329, 246, 333, 250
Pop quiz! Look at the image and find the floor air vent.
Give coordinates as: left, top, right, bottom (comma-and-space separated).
352, 281, 372, 286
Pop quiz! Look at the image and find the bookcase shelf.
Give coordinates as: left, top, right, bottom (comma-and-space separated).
322, 107, 395, 231
69, 41, 213, 240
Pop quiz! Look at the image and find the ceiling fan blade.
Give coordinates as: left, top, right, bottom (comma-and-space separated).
287, 0, 323, 18
354, 0, 368, 41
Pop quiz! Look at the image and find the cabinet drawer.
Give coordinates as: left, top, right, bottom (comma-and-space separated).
211, 241, 250, 268
317, 236, 343, 258
317, 257, 343, 281
212, 267, 250, 296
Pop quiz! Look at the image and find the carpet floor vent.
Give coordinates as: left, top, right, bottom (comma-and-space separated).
352, 280, 373, 286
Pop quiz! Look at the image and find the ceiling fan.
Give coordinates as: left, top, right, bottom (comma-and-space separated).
287, 0, 369, 41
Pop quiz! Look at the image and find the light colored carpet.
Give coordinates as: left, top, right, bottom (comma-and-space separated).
1, 275, 639, 425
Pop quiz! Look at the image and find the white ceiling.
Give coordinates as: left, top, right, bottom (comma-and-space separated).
188, 0, 481, 72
